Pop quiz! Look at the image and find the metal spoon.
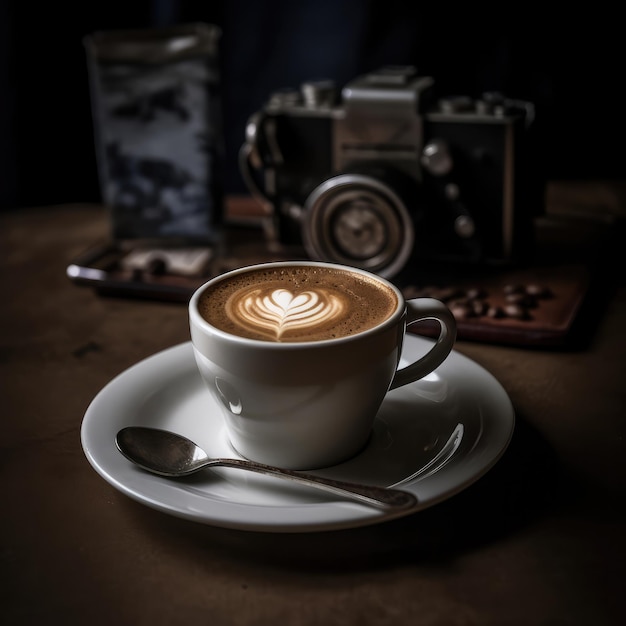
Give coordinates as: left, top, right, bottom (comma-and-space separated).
115, 426, 417, 510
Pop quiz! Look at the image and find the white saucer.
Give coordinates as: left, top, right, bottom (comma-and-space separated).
81, 335, 515, 533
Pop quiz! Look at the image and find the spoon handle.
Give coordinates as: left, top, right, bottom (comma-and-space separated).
207, 457, 418, 509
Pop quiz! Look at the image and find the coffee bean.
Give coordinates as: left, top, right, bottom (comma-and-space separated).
472, 300, 488, 316
147, 257, 168, 275
450, 303, 474, 319
465, 287, 487, 300
505, 292, 525, 305
503, 284, 525, 295
487, 306, 505, 319
504, 303, 531, 320
526, 284, 553, 298
505, 292, 537, 308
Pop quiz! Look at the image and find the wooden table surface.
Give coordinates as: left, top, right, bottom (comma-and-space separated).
1, 182, 625, 625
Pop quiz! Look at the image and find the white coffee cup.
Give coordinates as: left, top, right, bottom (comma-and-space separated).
189, 261, 456, 469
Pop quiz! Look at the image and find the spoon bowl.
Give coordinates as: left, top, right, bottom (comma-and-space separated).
115, 426, 417, 510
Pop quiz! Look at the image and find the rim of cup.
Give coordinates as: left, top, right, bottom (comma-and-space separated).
188, 260, 407, 348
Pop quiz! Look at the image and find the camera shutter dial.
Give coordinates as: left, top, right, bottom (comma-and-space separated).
421, 140, 453, 177
303, 174, 414, 279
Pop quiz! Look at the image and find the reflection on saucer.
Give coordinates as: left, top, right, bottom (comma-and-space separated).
389, 423, 464, 487
406, 371, 450, 403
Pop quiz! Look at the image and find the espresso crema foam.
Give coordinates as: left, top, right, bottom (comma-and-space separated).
198, 266, 398, 342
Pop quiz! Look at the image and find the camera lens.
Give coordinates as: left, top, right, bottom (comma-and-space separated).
303, 174, 414, 279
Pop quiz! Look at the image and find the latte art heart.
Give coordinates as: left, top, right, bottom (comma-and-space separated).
236, 288, 345, 340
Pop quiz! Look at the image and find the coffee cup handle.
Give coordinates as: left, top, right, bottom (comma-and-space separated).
389, 297, 457, 390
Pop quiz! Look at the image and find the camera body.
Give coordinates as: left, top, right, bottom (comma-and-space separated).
240, 66, 543, 279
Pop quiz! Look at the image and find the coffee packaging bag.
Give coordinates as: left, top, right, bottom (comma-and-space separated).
84, 23, 223, 244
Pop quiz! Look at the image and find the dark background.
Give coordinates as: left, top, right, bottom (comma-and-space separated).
1, 0, 624, 210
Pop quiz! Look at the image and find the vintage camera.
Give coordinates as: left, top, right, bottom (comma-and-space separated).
240, 66, 543, 279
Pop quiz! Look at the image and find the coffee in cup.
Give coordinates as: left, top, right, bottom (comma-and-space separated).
189, 261, 456, 469
196, 264, 397, 343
